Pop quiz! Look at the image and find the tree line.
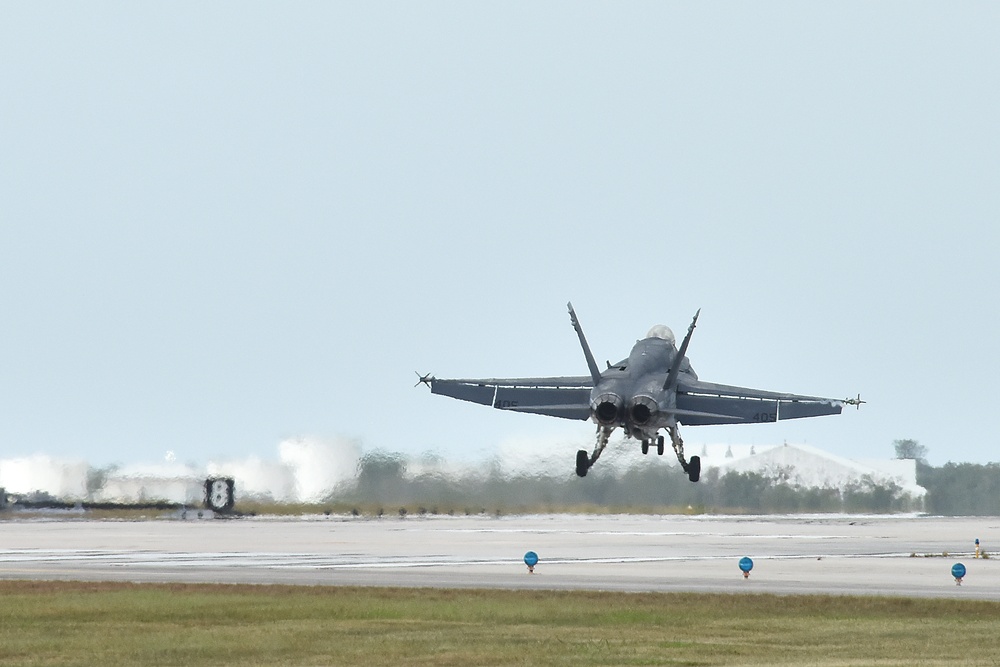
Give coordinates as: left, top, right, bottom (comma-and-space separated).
329, 450, 921, 515
893, 438, 1000, 515
917, 462, 1000, 515
327, 441, 1000, 516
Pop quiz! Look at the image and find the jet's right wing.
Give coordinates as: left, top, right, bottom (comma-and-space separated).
428, 376, 593, 421
674, 377, 845, 425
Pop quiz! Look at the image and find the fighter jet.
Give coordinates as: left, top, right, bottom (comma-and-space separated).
417, 303, 861, 482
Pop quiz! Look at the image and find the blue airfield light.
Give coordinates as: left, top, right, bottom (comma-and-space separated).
524, 551, 539, 574
739, 557, 754, 579
952, 562, 966, 585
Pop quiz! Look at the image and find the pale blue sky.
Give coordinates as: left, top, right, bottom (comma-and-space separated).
2, 2, 998, 468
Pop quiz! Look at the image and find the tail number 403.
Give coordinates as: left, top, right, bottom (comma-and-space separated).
752, 412, 777, 423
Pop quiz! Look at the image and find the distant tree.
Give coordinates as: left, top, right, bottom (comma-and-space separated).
843, 476, 900, 513
354, 450, 408, 503
715, 471, 769, 511
919, 462, 1000, 516
893, 439, 927, 462
86, 465, 118, 498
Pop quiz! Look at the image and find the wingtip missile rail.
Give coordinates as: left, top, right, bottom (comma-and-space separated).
844, 394, 866, 409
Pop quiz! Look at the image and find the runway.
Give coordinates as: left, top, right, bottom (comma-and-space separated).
1, 513, 998, 599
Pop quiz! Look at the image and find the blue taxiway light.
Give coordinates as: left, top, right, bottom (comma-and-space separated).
952, 563, 966, 580
739, 557, 754, 573
524, 551, 539, 567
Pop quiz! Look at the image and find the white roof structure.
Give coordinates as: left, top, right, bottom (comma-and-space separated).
708, 442, 926, 498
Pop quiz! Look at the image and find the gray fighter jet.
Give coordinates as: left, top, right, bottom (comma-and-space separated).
418, 303, 861, 482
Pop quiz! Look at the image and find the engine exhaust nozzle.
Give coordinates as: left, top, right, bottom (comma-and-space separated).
628, 394, 659, 426
591, 393, 624, 426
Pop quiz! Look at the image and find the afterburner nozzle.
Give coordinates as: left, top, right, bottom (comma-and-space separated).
628, 394, 659, 426
591, 393, 624, 426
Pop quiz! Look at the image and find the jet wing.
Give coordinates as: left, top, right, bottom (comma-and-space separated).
429, 376, 593, 421
675, 378, 844, 426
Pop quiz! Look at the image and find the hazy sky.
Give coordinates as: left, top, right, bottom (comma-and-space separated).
2, 3, 998, 468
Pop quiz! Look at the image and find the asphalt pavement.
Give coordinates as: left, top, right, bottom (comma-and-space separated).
1, 513, 997, 598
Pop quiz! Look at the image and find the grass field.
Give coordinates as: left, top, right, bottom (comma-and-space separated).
0, 582, 997, 666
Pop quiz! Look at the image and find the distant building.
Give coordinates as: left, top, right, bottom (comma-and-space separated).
94, 463, 205, 505
709, 442, 926, 500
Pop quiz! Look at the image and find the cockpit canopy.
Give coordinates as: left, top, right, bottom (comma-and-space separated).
645, 324, 676, 347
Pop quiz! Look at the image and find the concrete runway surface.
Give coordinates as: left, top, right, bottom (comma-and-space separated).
1, 514, 998, 599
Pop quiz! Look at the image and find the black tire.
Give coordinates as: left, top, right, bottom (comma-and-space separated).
687, 456, 701, 483
657, 435, 665, 456
575, 450, 589, 477
641, 441, 649, 455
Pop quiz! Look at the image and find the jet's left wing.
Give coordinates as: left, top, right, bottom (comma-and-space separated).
674, 377, 844, 425
428, 376, 593, 421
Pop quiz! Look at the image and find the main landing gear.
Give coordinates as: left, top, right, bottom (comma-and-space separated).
686, 455, 701, 483
577, 424, 701, 483
576, 426, 613, 477
666, 423, 701, 483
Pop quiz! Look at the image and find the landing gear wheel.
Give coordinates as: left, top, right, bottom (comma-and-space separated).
641, 440, 649, 455
656, 435, 665, 456
687, 455, 701, 483
576, 449, 590, 477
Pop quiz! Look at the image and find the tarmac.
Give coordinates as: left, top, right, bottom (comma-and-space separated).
1, 513, 998, 599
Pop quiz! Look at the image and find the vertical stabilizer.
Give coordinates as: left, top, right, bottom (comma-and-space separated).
664, 309, 701, 391
567, 302, 602, 385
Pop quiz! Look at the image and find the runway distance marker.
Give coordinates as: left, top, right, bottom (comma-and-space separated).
952, 563, 966, 586
524, 551, 538, 574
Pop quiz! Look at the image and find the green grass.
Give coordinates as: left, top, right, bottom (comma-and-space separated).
0, 582, 997, 666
